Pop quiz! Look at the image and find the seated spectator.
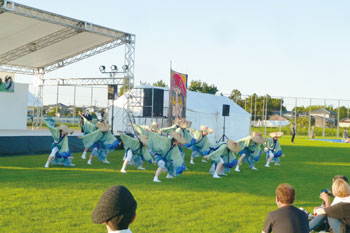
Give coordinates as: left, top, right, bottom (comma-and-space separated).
262, 183, 309, 233
309, 175, 349, 232
312, 179, 350, 233
91, 185, 137, 233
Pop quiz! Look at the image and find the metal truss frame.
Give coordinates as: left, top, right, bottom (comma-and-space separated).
0, 0, 136, 132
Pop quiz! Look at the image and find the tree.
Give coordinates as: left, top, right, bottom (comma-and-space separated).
118, 77, 133, 97
229, 89, 242, 102
153, 80, 168, 87
188, 80, 218, 95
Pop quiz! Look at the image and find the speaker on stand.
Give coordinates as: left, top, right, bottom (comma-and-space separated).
218, 104, 230, 142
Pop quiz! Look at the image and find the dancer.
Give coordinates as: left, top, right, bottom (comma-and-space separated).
120, 134, 153, 173
80, 122, 119, 165
132, 122, 160, 136
204, 139, 242, 178
44, 120, 74, 168
147, 131, 186, 182
264, 132, 284, 167
188, 125, 213, 164
80, 112, 97, 159
234, 132, 266, 172
161, 118, 193, 158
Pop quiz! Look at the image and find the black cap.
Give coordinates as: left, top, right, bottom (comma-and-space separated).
91, 185, 137, 224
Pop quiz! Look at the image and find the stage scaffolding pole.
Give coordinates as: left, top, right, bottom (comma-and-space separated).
73, 86, 76, 127
56, 84, 59, 120
279, 98, 283, 132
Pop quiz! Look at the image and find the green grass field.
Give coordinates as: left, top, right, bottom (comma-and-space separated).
1, 136, 350, 232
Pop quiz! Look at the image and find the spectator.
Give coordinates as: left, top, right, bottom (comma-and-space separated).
291, 124, 296, 144
92, 185, 137, 233
262, 183, 308, 233
344, 129, 348, 142
310, 126, 315, 141
311, 178, 350, 233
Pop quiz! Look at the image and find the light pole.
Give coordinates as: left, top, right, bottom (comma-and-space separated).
99, 65, 128, 135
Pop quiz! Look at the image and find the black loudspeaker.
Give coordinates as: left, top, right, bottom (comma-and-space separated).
222, 104, 230, 117
108, 85, 118, 100
143, 88, 164, 117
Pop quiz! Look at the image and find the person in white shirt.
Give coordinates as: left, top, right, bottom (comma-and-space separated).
91, 185, 137, 233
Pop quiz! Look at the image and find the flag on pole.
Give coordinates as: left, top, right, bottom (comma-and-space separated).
168, 69, 188, 125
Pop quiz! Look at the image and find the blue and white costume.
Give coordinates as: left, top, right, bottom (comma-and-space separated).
264, 132, 284, 167
120, 133, 153, 172
147, 131, 186, 182
235, 133, 266, 172
44, 120, 74, 167
81, 123, 119, 164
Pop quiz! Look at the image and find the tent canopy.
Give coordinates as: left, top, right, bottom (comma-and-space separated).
0, 0, 134, 74
111, 85, 251, 142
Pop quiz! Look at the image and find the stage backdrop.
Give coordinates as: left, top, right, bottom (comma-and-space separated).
0, 72, 15, 92
168, 69, 188, 126
0, 83, 28, 130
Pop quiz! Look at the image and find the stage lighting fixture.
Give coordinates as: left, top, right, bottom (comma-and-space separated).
122, 65, 129, 71
99, 65, 106, 72
111, 65, 118, 71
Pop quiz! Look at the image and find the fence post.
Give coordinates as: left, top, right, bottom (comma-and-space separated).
337, 100, 340, 138
308, 98, 312, 137
264, 95, 268, 135
323, 99, 326, 137
254, 96, 257, 125
294, 98, 297, 132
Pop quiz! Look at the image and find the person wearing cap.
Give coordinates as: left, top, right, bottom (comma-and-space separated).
119, 134, 153, 173
44, 120, 74, 168
203, 139, 242, 178
79, 111, 98, 159
92, 185, 137, 233
234, 132, 266, 172
80, 122, 119, 165
264, 132, 285, 167
188, 126, 214, 165
147, 131, 186, 182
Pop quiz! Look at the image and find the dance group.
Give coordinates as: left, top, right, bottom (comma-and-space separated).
44, 111, 285, 183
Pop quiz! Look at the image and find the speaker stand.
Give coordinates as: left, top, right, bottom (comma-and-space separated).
218, 116, 229, 142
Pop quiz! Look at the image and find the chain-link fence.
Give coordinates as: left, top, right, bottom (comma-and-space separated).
230, 94, 350, 138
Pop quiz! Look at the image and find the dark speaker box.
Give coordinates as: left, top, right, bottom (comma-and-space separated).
143, 88, 164, 117
222, 104, 230, 116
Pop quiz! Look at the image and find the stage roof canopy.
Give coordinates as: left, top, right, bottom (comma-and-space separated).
0, 0, 134, 75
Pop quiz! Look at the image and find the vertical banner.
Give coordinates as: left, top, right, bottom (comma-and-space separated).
168, 69, 188, 126
0, 72, 15, 92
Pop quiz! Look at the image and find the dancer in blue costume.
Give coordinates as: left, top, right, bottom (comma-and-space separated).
119, 134, 153, 173
234, 132, 266, 172
264, 132, 285, 167
161, 118, 193, 159
188, 125, 213, 164
80, 122, 119, 165
79, 111, 98, 159
44, 120, 74, 168
204, 139, 242, 178
147, 131, 186, 182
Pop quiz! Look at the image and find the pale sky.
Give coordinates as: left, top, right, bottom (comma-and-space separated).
14, 0, 350, 107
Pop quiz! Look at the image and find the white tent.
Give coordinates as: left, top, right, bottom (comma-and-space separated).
110, 85, 251, 143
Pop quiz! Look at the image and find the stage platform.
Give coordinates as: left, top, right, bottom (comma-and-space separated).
0, 128, 85, 156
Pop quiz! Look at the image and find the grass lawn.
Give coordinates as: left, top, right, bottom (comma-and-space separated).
1, 136, 350, 232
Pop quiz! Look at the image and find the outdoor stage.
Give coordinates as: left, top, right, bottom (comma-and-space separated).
0, 128, 85, 156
